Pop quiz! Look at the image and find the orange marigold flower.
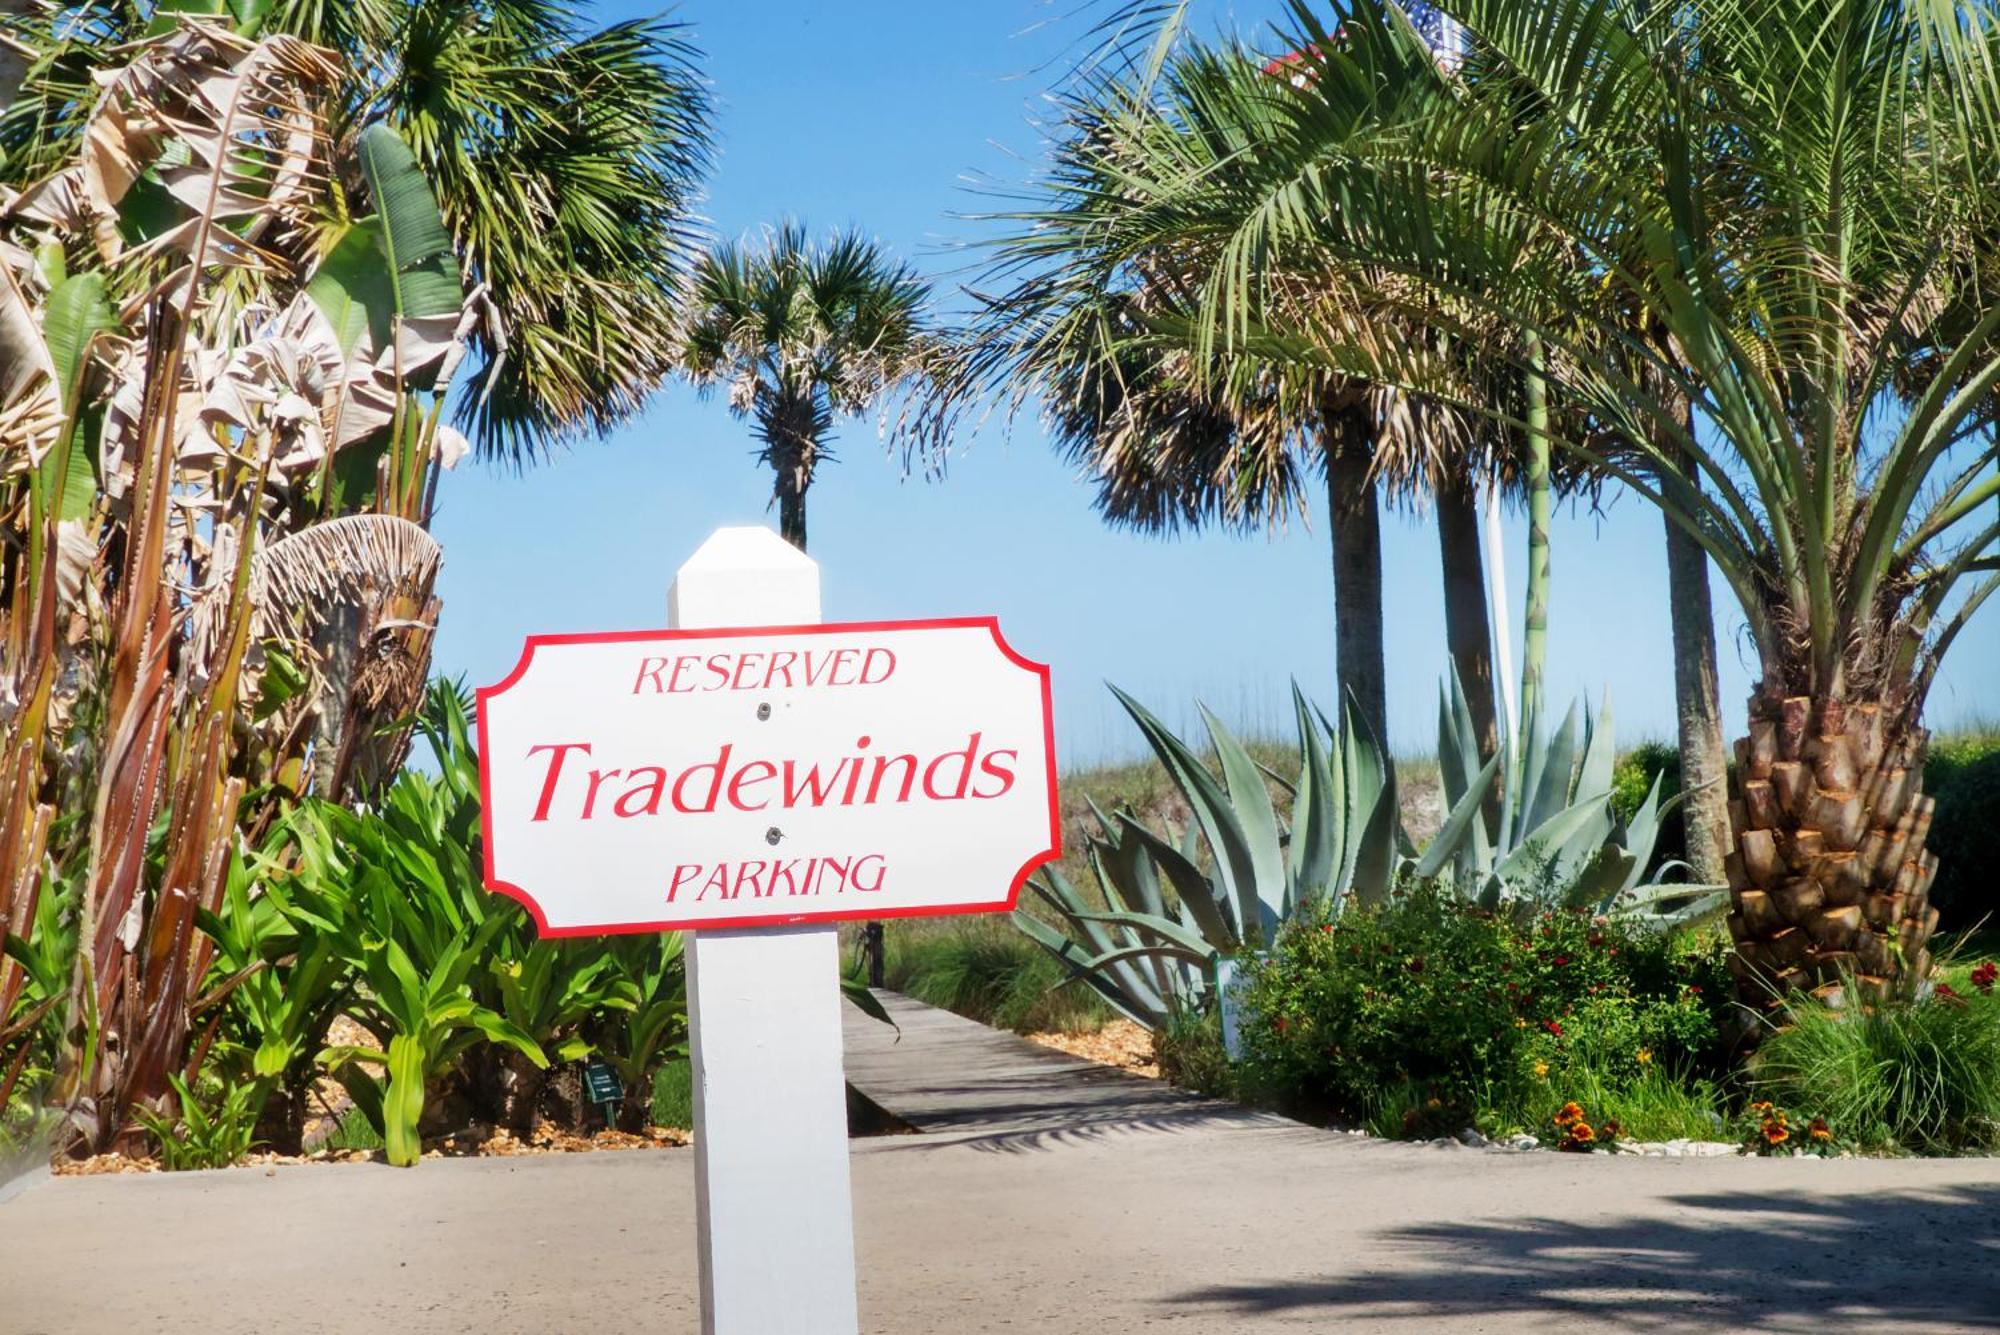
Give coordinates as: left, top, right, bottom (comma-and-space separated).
1554, 1101, 1584, 1127
1601, 1119, 1622, 1139
1749, 1100, 1773, 1114
1764, 1125, 1789, 1145
1568, 1122, 1597, 1143
1808, 1117, 1832, 1142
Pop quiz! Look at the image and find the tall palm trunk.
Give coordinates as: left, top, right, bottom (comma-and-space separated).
1657, 449, 1731, 886
1435, 472, 1499, 767
775, 470, 808, 551
1518, 338, 1551, 732
1725, 687, 1939, 1013
761, 401, 816, 553
1324, 408, 1388, 747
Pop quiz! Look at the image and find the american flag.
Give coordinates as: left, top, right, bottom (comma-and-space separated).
1406, 1, 1449, 49
1404, 2, 1464, 70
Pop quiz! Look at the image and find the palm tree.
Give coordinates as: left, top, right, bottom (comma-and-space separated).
676, 224, 943, 552
1, 0, 713, 462
1085, 0, 2000, 1009
943, 35, 1518, 755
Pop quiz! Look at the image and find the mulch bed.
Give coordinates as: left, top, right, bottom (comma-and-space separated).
51, 1122, 691, 1176
1023, 1019, 1159, 1078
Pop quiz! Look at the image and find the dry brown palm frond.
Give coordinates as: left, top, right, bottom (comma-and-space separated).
188, 514, 442, 669
0, 254, 59, 467
6, 17, 337, 297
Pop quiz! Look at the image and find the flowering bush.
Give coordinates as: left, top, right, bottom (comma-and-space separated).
1738, 1100, 1839, 1156
1235, 882, 1732, 1133
1551, 1099, 1625, 1152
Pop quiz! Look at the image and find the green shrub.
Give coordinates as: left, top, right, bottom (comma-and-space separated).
887, 921, 1110, 1034
652, 1059, 695, 1130
134, 1074, 263, 1171
1925, 733, 2000, 929
323, 1110, 384, 1154
1238, 883, 1733, 1136
1751, 979, 2000, 1153
1612, 741, 1687, 871
1154, 1003, 1233, 1098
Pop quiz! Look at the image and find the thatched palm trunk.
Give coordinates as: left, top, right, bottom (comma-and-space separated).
1724, 689, 1940, 1013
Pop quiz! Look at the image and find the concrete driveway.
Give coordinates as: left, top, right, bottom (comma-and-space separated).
3, 996, 1995, 1333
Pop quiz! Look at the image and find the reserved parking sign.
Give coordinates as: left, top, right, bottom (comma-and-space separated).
476, 616, 1060, 935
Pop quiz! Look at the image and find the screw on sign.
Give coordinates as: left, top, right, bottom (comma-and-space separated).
476, 527, 1059, 1335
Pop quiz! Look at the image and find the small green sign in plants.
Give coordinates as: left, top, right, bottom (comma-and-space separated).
584, 1057, 625, 1111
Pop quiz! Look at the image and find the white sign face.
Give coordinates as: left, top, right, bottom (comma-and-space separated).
476, 617, 1060, 935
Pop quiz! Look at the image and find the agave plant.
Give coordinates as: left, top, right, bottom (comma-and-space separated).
1021, 671, 1720, 1030
1436, 672, 1726, 927
1015, 683, 1492, 1028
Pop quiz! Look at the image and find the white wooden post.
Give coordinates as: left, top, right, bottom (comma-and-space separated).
672, 527, 859, 1335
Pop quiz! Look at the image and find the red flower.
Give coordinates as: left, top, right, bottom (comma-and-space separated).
1407, 956, 1426, 974
1544, 1019, 1565, 1037
1936, 983, 1965, 1007
1274, 1015, 1290, 1034
1971, 961, 1997, 994
1553, 955, 1571, 968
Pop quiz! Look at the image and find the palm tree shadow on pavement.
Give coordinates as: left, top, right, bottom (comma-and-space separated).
1165, 1185, 2000, 1332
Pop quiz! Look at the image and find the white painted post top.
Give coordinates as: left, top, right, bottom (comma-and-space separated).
670, 525, 820, 630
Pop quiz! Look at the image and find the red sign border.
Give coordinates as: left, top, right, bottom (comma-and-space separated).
474, 616, 1061, 937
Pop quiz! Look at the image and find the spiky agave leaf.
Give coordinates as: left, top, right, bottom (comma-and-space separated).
1011, 683, 1488, 1030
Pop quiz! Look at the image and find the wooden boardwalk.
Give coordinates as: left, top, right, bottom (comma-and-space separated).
840, 990, 1281, 1147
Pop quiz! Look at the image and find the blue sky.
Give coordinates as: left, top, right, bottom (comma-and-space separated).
428, 1, 1999, 765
